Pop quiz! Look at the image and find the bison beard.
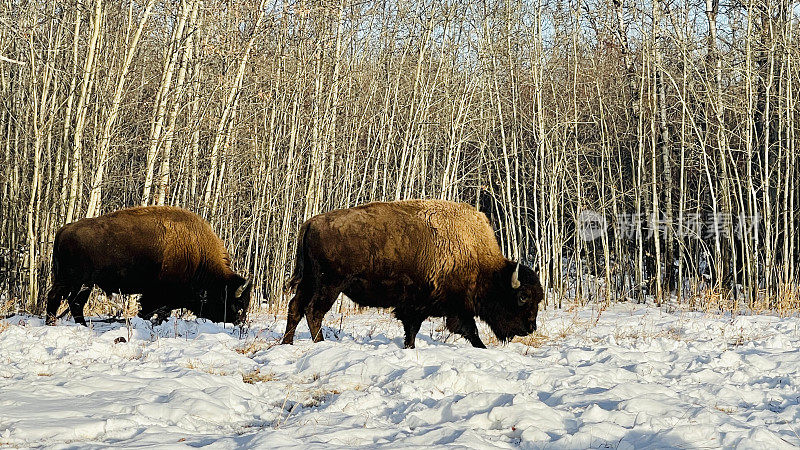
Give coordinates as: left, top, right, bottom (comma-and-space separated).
281, 200, 544, 349
45, 206, 251, 326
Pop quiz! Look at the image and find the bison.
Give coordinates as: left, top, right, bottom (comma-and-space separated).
281, 199, 544, 348
45, 206, 251, 326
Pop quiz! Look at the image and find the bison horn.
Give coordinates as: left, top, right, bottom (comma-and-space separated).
511, 262, 521, 289
235, 279, 250, 298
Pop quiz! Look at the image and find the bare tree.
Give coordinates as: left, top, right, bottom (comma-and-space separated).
1, 0, 798, 316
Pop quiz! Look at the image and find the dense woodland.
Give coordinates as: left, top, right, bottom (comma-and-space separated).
1, 0, 799, 317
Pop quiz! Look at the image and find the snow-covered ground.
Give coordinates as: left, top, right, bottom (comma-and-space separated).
1, 304, 799, 449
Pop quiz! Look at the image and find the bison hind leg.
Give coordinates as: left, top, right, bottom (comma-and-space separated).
281, 285, 314, 345
67, 286, 92, 326
306, 287, 340, 343
45, 284, 71, 325
446, 315, 486, 349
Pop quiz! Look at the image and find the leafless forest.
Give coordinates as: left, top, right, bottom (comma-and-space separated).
1, 0, 799, 317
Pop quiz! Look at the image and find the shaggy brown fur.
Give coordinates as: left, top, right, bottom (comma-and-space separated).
282, 199, 544, 348
46, 206, 251, 326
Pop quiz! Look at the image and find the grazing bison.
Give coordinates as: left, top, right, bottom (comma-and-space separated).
46, 206, 251, 326
281, 199, 544, 348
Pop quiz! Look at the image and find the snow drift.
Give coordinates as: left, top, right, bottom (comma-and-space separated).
1, 304, 799, 448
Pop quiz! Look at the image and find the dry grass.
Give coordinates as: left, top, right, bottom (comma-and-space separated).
776, 284, 800, 317
676, 283, 800, 317
0, 320, 9, 335
235, 339, 277, 356
242, 370, 276, 384
46, 291, 141, 322
714, 404, 738, 414
183, 359, 229, 376
303, 387, 342, 407
476, 328, 499, 347
83, 292, 140, 319
688, 287, 740, 315
727, 332, 747, 347
184, 361, 278, 384
273, 383, 350, 429
610, 325, 683, 343
512, 331, 550, 348
723, 326, 771, 347
0, 298, 14, 316
510, 314, 588, 349
512, 307, 691, 350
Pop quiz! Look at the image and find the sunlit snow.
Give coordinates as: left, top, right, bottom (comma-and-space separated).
1, 304, 799, 448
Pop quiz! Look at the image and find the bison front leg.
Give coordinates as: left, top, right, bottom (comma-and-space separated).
68, 286, 92, 326
446, 315, 486, 348
305, 309, 325, 343
395, 312, 423, 349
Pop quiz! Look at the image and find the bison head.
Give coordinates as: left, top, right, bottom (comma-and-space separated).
200, 275, 252, 325
483, 261, 544, 342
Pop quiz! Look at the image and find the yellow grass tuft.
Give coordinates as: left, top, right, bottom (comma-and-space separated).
235, 339, 277, 356
776, 283, 800, 317
304, 387, 341, 407
0, 298, 14, 316
82, 292, 141, 319
512, 331, 550, 348
242, 370, 276, 384
183, 359, 229, 376
714, 404, 737, 414
675, 281, 800, 316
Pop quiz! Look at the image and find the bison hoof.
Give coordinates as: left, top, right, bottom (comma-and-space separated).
467, 337, 487, 348
280, 336, 294, 345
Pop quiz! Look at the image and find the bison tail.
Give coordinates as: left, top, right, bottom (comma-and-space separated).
51, 255, 59, 282
284, 222, 309, 295
50, 228, 64, 282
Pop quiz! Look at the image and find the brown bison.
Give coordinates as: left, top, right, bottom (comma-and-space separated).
46, 206, 251, 326
281, 199, 544, 348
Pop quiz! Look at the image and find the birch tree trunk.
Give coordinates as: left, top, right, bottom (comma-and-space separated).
86, 0, 156, 217
202, 0, 267, 215
141, 0, 192, 206
65, 0, 103, 224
